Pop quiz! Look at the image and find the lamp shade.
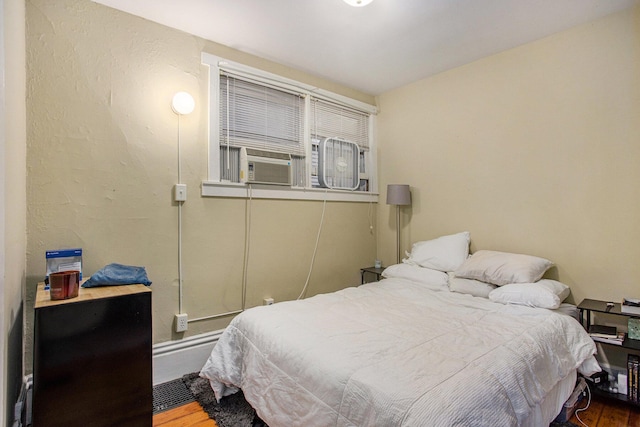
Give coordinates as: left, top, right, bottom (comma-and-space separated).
172, 91, 195, 115
386, 184, 411, 206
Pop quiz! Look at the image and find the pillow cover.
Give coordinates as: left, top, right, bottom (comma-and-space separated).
453, 250, 553, 286
403, 231, 470, 272
382, 263, 449, 290
488, 280, 570, 309
82, 263, 152, 288
447, 272, 497, 298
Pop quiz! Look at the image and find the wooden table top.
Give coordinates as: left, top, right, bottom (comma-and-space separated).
35, 281, 151, 309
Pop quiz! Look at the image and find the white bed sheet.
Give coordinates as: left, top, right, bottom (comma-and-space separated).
200, 278, 598, 427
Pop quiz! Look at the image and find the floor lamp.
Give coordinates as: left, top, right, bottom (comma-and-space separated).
386, 184, 411, 264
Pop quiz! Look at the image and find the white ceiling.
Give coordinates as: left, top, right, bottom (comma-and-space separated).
93, 0, 639, 95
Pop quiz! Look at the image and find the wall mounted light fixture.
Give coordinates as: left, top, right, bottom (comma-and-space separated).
172, 91, 195, 115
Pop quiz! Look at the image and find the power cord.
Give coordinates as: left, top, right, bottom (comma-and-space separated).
297, 190, 328, 300
574, 382, 591, 427
241, 184, 253, 310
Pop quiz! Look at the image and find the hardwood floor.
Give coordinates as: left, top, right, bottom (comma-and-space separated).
153, 401, 217, 427
153, 394, 640, 427
569, 395, 640, 427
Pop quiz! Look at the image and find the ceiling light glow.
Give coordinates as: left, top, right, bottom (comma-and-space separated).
343, 0, 373, 7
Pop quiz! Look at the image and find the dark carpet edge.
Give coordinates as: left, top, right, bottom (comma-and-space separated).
182, 372, 267, 427
183, 371, 578, 427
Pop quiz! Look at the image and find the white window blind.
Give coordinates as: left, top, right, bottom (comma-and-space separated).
310, 98, 370, 151
220, 73, 305, 156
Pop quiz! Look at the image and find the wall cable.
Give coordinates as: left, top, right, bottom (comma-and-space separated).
177, 113, 184, 314
297, 190, 328, 300
574, 383, 591, 427
241, 184, 253, 310
186, 184, 251, 324
226, 74, 231, 179
368, 200, 376, 259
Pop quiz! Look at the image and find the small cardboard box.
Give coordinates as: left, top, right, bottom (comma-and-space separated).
554, 377, 587, 423
46, 248, 83, 284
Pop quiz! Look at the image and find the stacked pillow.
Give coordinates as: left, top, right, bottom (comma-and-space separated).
453, 249, 569, 309
487, 280, 571, 309
453, 250, 552, 286
447, 274, 497, 299
382, 231, 470, 291
383, 232, 571, 309
403, 231, 470, 272
381, 263, 449, 291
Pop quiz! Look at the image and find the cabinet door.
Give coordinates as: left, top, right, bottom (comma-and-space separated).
33, 292, 152, 427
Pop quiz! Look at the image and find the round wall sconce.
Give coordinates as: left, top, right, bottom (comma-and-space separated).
171, 92, 195, 115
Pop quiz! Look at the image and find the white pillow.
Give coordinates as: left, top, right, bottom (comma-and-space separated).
403, 231, 470, 272
454, 250, 553, 286
488, 280, 570, 309
382, 264, 449, 290
447, 272, 497, 298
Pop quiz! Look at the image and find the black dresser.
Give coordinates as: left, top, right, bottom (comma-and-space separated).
32, 283, 152, 426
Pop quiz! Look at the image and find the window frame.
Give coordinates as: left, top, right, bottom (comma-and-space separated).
201, 52, 378, 203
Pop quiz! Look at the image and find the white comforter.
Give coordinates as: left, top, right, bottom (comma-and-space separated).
200, 278, 598, 427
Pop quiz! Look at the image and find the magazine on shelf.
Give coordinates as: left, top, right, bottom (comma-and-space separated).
591, 332, 625, 345
588, 324, 618, 338
622, 298, 640, 315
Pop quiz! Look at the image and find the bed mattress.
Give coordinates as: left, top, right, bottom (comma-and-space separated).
201, 278, 598, 426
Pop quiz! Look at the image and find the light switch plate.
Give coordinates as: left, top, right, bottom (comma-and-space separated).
173, 184, 187, 202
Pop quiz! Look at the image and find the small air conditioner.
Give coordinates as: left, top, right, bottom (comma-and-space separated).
318, 137, 360, 190
240, 147, 292, 186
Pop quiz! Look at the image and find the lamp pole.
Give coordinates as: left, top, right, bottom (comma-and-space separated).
386, 184, 411, 265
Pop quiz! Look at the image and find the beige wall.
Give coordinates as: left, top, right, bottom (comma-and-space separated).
3, 0, 27, 422
25, 0, 640, 379
377, 6, 640, 305
25, 0, 377, 358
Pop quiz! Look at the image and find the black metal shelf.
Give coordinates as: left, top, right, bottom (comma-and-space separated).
591, 333, 640, 351
578, 298, 640, 408
591, 383, 640, 407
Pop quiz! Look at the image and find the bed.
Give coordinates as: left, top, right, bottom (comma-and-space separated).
200, 233, 600, 427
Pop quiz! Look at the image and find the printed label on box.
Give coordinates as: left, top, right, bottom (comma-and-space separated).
46, 248, 83, 282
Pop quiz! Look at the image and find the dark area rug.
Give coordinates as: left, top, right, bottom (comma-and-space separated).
182, 372, 267, 427
183, 372, 577, 427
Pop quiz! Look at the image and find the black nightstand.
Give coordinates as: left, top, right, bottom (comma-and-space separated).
360, 266, 385, 284
578, 298, 640, 407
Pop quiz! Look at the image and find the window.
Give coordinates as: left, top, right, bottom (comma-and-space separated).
202, 53, 378, 202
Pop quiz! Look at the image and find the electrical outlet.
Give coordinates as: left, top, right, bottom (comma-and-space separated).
175, 313, 188, 332
263, 298, 274, 306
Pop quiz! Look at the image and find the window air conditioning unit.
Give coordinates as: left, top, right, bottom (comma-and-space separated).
240, 147, 292, 186
318, 137, 360, 190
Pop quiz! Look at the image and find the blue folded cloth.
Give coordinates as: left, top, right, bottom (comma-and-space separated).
82, 263, 152, 288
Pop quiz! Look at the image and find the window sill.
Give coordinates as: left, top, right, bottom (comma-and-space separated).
201, 181, 379, 203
